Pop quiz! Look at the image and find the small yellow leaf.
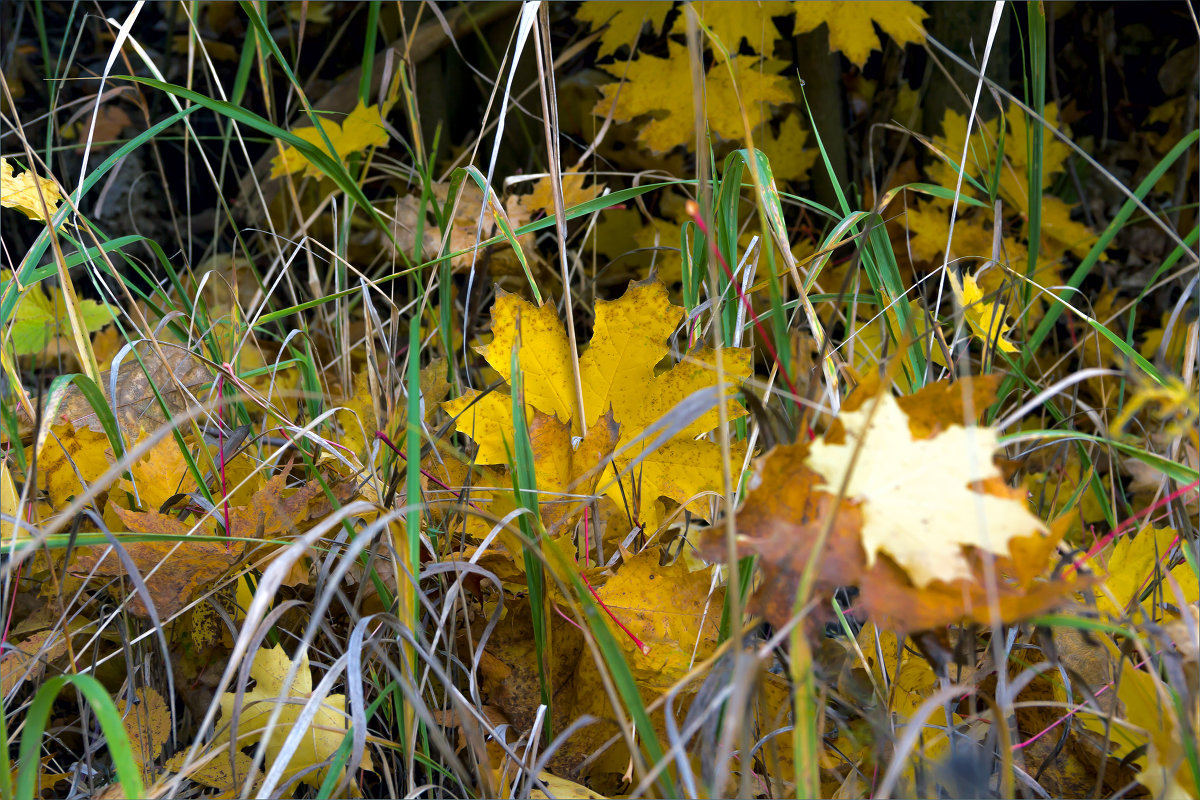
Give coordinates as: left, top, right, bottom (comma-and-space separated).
530, 770, 608, 799
0, 157, 63, 221
1, 458, 19, 540
270, 101, 390, 180
213, 644, 372, 792
119, 687, 171, 780
955, 272, 1019, 355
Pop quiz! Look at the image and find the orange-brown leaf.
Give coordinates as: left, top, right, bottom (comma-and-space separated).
76, 506, 243, 617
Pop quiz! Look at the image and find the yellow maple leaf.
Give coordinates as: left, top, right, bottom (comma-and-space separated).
593, 41, 794, 154
1035, 193, 1100, 261
119, 687, 171, 783
953, 271, 1019, 356
757, 111, 817, 182
591, 549, 723, 689
928, 104, 1101, 264
519, 173, 603, 218
477, 289, 579, 424
1077, 637, 1198, 800
1091, 526, 1199, 621
443, 279, 752, 530
1000, 101, 1074, 193
211, 644, 372, 793
574, 2, 672, 59
38, 424, 113, 507
0, 157, 64, 221
692, 1, 793, 54
527, 409, 619, 536
792, 1, 928, 66
902, 200, 1025, 266
118, 431, 198, 513
1, 459, 20, 541
270, 100, 390, 180
164, 749, 263, 797
805, 392, 1045, 586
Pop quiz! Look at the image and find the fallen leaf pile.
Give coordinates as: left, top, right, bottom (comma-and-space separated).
4, 2, 1197, 798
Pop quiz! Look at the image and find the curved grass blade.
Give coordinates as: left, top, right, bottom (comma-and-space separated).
16, 675, 144, 800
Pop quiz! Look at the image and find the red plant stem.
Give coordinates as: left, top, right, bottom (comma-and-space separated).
580, 502, 649, 654
554, 604, 585, 632
1012, 651, 1156, 751
1, 561, 24, 646
1066, 478, 1199, 577
685, 200, 803, 403
374, 430, 482, 511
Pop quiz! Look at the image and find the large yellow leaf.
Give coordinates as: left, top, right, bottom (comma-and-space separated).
441, 389, 523, 465
792, 1, 928, 66
118, 430, 198, 513
574, 2, 672, 59
806, 392, 1045, 586
1077, 637, 1198, 800
579, 280, 683, 428
443, 279, 752, 531
593, 41, 793, 154
479, 289, 578, 424
38, 423, 113, 507
590, 548, 723, 689
212, 644, 372, 792
757, 111, 818, 182
1091, 526, 1199, 621
692, 1, 792, 54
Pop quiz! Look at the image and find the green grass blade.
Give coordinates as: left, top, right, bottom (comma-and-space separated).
17, 675, 144, 800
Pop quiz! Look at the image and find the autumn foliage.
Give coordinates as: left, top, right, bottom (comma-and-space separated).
2, 2, 1198, 799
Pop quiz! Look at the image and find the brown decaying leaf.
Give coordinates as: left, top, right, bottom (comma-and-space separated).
18, 342, 213, 440
702, 442, 865, 630
119, 687, 171, 781
73, 473, 356, 616
1, 629, 71, 696
73, 505, 245, 618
